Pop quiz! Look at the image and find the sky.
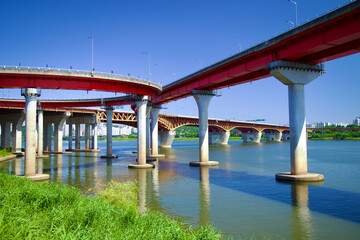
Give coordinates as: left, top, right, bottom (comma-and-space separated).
0, 0, 359, 125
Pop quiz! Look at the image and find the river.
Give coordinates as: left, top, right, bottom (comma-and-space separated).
1, 140, 360, 239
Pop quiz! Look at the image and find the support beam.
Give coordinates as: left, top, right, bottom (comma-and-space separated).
129, 95, 153, 169
190, 90, 219, 166
270, 60, 324, 182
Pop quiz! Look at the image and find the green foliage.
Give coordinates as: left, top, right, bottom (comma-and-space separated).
175, 126, 199, 138
0, 173, 221, 239
0, 148, 12, 157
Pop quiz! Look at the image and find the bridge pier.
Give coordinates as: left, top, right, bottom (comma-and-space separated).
44, 112, 71, 153
146, 105, 156, 161
101, 106, 117, 158
85, 124, 91, 149
241, 131, 262, 143
37, 109, 48, 158
220, 131, 230, 145
75, 123, 81, 149
92, 124, 98, 150
0, 121, 11, 149
12, 112, 25, 153
150, 106, 165, 157
68, 123, 73, 150
159, 130, 176, 148
22, 88, 49, 180
270, 61, 324, 182
190, 90, 219, 166
282, 132, 290, 141
129, 95, 153, 169
0, 111, 25, 152
264, 132, 282, 142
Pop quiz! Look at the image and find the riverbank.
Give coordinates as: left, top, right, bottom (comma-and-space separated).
0, 173, 221, 239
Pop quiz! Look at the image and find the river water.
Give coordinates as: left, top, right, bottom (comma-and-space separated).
1, 140, 360, 239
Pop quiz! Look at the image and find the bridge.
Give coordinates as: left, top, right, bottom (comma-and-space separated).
0, 1, 359, 181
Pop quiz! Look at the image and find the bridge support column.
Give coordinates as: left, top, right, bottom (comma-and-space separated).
129, 95, 153, 169
159, 130, 176, 148
150, 106, 164, 157
270, 61, 324, 182
265, 132, 282, 142
282, 132, 290, 141
53, 112, 71, 153
43, 123, 52, 152
0, 122, 11, 149
190, 90, 219, 166
92, 124, 98, 150
101, 106, 117, 158
146, 105, 156, 161
85, 124, 91, 150
37, 109, 48, 158
68, 123, 73, 150
220, 131, 230, 145
22, 88, 49, 180
75, 124, 81, 149
241, 131, 262, 143
11, 113, 25, 153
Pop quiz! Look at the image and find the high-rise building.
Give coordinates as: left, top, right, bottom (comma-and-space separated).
354, 117, 360, 126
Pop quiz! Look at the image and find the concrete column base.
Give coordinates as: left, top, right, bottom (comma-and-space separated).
189, 161, 219, 166
20, 174, 50, 181
150, 154, 165, 158
36, 155, 50, 159
100, 155, 118, 159
128, 163, 154, 169
276, 172, 324, 182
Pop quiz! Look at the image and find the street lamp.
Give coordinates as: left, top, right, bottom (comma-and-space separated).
288, 0, 298, 27
88, 36, 94, 73
286, 20, 295, 28
141, 52, 151, 81
155, 63, 163, 85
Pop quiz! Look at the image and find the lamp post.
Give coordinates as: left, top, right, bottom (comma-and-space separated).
141, 52, 150, 81
288, 0, 298, 27
155, 63, 163, 85
88, 36, 94, 73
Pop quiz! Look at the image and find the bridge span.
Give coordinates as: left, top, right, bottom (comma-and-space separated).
0, 1, 359, 181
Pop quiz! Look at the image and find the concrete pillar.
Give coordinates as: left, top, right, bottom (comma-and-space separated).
265, 132, 282, 142
53, 112, 71, 152
220, 131, 230, 145
37, 109, 45, 156
270, 60, 324, 181
282, 132, 290, 141
146, 105, 152, 158
68, 123, 73, 150
129, 95, 153, 168
0, 122, 11, 149
75, 123, 81, 149
11, 113, 25, 153
85, 124, 91, 149
241, 131, 262, 143
190, 90, 219, 166
150, 106, 164, 157
159, 130, 176, 148
91, 124, 98, 150
209, 132, 219, 145
22, 88, 39, 176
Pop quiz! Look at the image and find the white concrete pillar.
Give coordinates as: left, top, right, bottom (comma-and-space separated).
241, 131, 262, 143
0, 122, 11, 149
146, 105, 152, 158
11, 113, 25, 153
129, 95, 153, 168
85, 124, 91, 149
159, 130, 176, 148
68, 123, 73, 150
53, 113, 71, 152
190, 90, 219, 166
91, 124, 98, 150
37, 109, 44, 156
150, 106, 162, 156
44, 123, 52, 152
270, 60, 324, 181
22, 88, 39, 176
220, 131, 230, 145
75, 123, 81, 149
209, 132, 219, 145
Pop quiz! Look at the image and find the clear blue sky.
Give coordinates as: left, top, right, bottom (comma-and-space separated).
1, 0, 359, 125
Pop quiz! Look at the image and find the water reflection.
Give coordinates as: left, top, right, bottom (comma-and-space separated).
137, 169, 149, 213
106, 159, 112, 182
199, 166, 211, 226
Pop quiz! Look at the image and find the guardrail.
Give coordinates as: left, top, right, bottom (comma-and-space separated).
0, 65, 162, 86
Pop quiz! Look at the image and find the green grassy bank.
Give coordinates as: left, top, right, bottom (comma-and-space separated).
0, 173, 221, 239
0, 148, 13, 158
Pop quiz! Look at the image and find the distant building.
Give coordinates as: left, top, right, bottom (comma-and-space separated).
354, 117, 360, 126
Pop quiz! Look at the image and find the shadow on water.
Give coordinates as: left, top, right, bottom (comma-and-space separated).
159, 161, 360, 224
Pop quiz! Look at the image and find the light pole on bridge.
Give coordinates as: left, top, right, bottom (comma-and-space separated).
288, 0, 298, 27
88, 36, 94, 73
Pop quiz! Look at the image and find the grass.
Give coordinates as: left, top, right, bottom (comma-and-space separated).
0, 148, 13, 158
0, 173, 222, 239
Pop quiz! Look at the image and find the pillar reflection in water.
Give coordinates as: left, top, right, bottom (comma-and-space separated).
151, 161, 159, 196
137, 169, 149, 213
55, 154, 63, 181
290, 182, 320, 240
106, 159, 112, 182
15, 158, 22, 176
199, 166, 211, 226
37, 158, 43, 175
